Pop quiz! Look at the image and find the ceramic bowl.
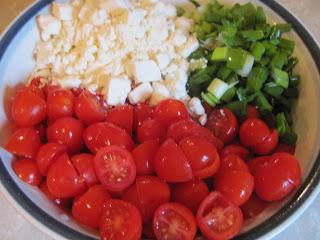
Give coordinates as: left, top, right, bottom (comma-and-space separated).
0, 0, 320, 239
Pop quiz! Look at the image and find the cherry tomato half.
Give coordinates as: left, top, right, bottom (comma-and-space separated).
219, 144, 250, 161
197, 191, 243, 240
47, 89, 75, 121
94, 146, 136, 192
240, 193, 268, 219
133, 103, 153, 131
100, 199, 142, 240
105, 105, 134, 134
137, 119, 166, 143
153, 202, 197, 240
239, 118, 270, 147
12, 158, 42, 186
40, 180, 71, 209
251, 129, 279, 155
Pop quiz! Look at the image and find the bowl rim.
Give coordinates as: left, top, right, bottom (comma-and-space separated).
0, 0, 320, 239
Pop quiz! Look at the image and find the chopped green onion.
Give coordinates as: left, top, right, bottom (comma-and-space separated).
272, 68, 289, 89
189, 47, 207, 60
255, 93, 273, 114
217, 66, 232, 80
283, 88, 299, 99
270, 52, 288, 69
251, 42, 266, 61
201, 92, 219, 106
269, 26, 282, 40
240, 30, 264, 41
207, 77, 238, 99
263, 82, 284, 97
279, 38, 295, 55
190, 65, 216, 84
284, 57, 299, 72
221, 87, 236, 102
276, 112, 297, 144
275, 23, 292, 32
256, 6, 266, 23
247, 66, 268, 92
211, 47, 229, 61
237, 54, 255, 77
236, 88, 247, 101
289, 75, 301, 87
227, 48, 248, 70
225, 101, 248, 117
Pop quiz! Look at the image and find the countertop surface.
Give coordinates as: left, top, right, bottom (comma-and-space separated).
0, 0, 320, 239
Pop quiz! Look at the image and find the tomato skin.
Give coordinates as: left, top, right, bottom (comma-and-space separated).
6, 127, 42, 159
72, 185, 111, 228
83, 122, 134, 154
100, 199, 142, 240
71, 153, 98, 188
206, 108, 238, 144
131, 140, 159, 176
251, 129, 279, 155
12, 158, 42, 186
47, 89, 75, 121
215, 170, 254, 206
137, 119, 166, 143
253, 152, 301, 202
47, 153, 87, 198
122, 176, 170, 222
154, 99, 190, 127
36, 143, 67, 176
106, 105, 134, 134
219, 144, 250, 161
239, 118, 270, 147
11, 87, 47, 126
133, 103, 153, 131
245, 105, 260, 119
47, 117, 84, 154
154, 139, 193, 183
196, 191, 243, 240
39, 180, 71, 209
94, 146, 136, 192
153, 202, 197, 240
74, 90, 106, 125
240, 194, 268, 219
171, 180, 209, 214
179, 136, 220, 179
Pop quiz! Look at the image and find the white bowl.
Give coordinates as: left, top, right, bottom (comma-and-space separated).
1, 0, 320, 239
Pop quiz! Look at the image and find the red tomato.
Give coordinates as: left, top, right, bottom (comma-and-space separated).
44, 84, 60, 97
133, 103, 153, 131
171, 180, 209, 214
154, 99, 189, 127
197, 191, 243, 240
215, 170, 254, 206
6, 127, 42, 159
131, 140, 159, 175
83, 122, 134, 154
47, 89, 75, 120
154, 139, 193, 183
40, 180, 71, 209
239, 118, 270, 147
74, 90, 106, 125
94, 146, 136, 192
179, 136, 220, 179
106, 105, 134, 134
100, 199, 142, 240
206, 108, 238, 144
240, 194, 268, 219
274, 143, 296, 155
251, 129, 279, 155
47, 117, 84, 154
122, 176, 170, 222
71, 153, 98, 188
11, 87, 47, 126
245, 105, 260, 119
253, 152, 301, 202
47, 153, 87, 198
153, 202, 197, 240
28, 77, 45, 98
36, 143, 67, 176
247, 156, 270, 175
167, 120, 224, 150
12, 158, 42, 186
72, 185, 111, 228
219, 144, 250, 161
137, 119, 166, 143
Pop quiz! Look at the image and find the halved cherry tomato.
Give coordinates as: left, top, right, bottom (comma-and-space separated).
12, 158, 42, 186
83, 122, 134, 154
154, 99, 189, 127
154, 139, 193, 183
219, 144, 250, 161
153, 202, 197, 240
100, 199, 142, 240
28, 77, 45, 99
179, 136, 220, 179
47, 89, 75, 121
94, 146, 136, 192
274, 143, 296, 155
122, 176, 170, 222
240, 194, 268, 219
239, 118, 270, 147
251, 129, 279, 155
74, 90, 106, 125
47, 153, 87, 198
11, 87, 47, 126
133, 103, 153, 131
171, 180, 209, 214
39, 180, 71, 209
131, 140, 159, 175
72, 185, 111, 228
106, 105, 134, 134
253, 152, 301, 202
247, 156, 270, 175
6, 127, 42, 159
137, 119, 166, 143
36, 143, 67, 176
215, 170, 254, 206
206, 108, 238, 144
47, 117, 84, 154
197, 191, 243, 240
71, 153, 98, 188
244, 105, 260, 119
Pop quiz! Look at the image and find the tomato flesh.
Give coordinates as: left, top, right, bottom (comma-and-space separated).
239, 118, 270, 147
133, 103, 153, 131
12, 158, 42, 186
106, 105, 134, 134
137, 119, 166, 143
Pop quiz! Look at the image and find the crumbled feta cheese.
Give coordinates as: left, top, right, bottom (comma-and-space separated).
155, 53, 170, 70
175, 17, 193, 33
37, 15, 61, 41
149, 82, 170, 106
128, 60, 161, 83
53, 75, 82, 89
101, 75, 132, 105
172, 30, 187, 47
128, 82, 153, 104
165, 69, 188, 99
199, 114, 207, 126
188, 97, 205, 116
52, 2, 74, 21
179, 36, 200, 58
